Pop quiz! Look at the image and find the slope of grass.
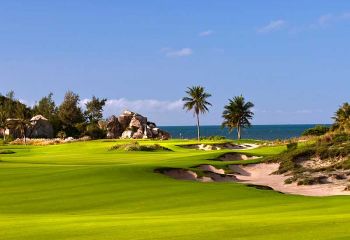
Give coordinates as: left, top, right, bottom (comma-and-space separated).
1, 139, 350, 239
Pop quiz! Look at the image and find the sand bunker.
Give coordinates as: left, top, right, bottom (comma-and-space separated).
197, 164, 225, 174
158, 165, 236, 182
161, 168, 198, 181
229, 163, 350, 196
158, 161, 350, 196
219, 153, 261, 161
180, 143, 259, 151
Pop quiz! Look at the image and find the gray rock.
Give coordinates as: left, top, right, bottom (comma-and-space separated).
106, 115, 122, 139
28, 115, 54, 139
121, 130, 134, 139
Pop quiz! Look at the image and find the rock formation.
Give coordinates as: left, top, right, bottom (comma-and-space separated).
28, 115, 54, 139
106, 110, 170, 140
5, 115, 54, 139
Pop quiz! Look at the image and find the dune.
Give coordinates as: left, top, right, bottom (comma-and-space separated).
230, 163, 350, 196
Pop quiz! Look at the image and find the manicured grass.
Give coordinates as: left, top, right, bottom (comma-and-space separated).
1, 139, 350, 239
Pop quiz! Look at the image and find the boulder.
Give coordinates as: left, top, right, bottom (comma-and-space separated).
158, 129, 171, 140
129, 114, 147, 130
106, 115, 122, 138
28, 115, 54, 139
132, 128, 144, 139
118, 111, 134, 130
147, 121, 157, 128
107, 110, 171, 140
121, 130, 134, 139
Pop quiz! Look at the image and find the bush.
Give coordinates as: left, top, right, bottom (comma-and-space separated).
109, 142, 171, 151
57, 131, 67, 139
200, 136, 226, 140
302, 125, 330, 136
3, 135, 14, 144
286, 142, 298, 151
0, 150, 15, 154
85, 124, 106, 139
332, 133, 350, 143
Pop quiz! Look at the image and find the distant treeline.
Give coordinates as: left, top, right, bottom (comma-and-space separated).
0, 91, 107, 139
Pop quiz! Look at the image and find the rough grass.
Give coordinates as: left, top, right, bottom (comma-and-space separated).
1, 139, 350, 239
109, 141, 172, 151
267, 135, 350, 185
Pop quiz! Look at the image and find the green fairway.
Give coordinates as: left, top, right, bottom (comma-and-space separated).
1, 140, 350, 240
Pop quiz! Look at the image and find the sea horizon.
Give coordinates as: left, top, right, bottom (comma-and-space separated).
160, 124, 331, 140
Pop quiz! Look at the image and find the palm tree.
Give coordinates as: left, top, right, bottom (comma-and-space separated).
222, 95, 254, 139
182, 86, 212, 141
333, 102, 350, 132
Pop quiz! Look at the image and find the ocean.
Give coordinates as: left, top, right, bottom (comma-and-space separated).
160, 124, 330, 140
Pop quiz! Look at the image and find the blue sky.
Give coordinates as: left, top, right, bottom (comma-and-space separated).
1, 1, 350, 125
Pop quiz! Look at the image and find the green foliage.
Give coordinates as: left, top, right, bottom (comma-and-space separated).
0, 149, 15, 154
110, 141, 171, 151
302, 125, 330, 136
84, 96, 107, 124
32, 93, 57, 120
221, 95, 254, 140
58, 91, 85, 137
269, 135, 350, 175
85, 123, 106, 139
286, 142, 298, 150
182, 86, 212, 141
200, 135, 226, 140
332, 133, 350, 143
56, 131, 67, 139
333, 102, 350, 132
0, 92, 32, 130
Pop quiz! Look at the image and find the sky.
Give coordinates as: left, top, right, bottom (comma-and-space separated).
1, 0, 350, 125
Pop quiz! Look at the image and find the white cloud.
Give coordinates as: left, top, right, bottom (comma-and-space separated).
257, 20, 286, 33
162, 48, 193, 57
199, 30, 214, 37
317, 14, 333, 26
81, 98, 184, 119
309, 12, 350, 29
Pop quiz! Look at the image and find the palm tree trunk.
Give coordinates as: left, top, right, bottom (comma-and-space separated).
237, 124, 241, 140
196, 113, 200, 142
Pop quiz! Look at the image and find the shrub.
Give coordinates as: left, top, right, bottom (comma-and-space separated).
302, 125, 330, 136
286, 142, 298, 151
85, 124, 106, 139
57, 131, 67, 139
0, 150, 15, 154
332, 133, 350, 143
109, 142, 171, 152
200, 136, 226, 140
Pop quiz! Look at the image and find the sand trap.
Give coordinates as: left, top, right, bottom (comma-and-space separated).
162, 169, 198, 181
159, 166, 235, 183
197, 164, 226, 174
204, 172, 237, 182
230, 163, 350, 196
219, 153, 261, 161
159, 163, 350, 196
181, 143, 259, 151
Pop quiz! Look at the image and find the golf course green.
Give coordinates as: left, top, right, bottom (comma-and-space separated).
1, 140, 350, 240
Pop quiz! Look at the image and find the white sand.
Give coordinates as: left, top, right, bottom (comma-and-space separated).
185, 143, 260, 151
219, 153, 261, 161
197, 164, 226, 174
231, 163, 350, 196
